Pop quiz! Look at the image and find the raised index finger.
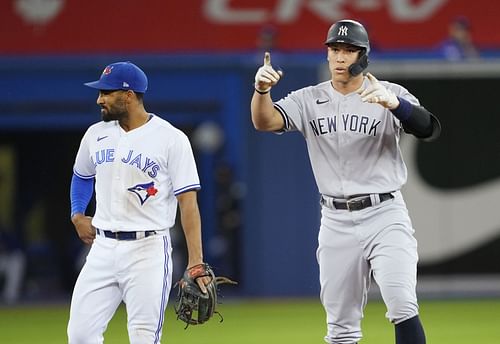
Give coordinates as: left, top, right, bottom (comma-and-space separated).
365, 72, 378, 83
264, 51, 271, 66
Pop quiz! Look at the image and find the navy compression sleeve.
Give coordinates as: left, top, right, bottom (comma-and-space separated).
70, 173, 94, 217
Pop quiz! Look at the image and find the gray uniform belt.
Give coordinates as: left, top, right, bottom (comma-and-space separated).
320, 193, 394, 211
96, 228, 157, 240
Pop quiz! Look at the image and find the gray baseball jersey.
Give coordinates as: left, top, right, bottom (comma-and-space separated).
273, 77, 422, 343
274, 78, 419, 197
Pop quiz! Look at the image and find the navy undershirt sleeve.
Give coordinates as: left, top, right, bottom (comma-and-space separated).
70, 173, 94, 217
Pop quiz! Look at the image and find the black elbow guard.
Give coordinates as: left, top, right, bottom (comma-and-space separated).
402, 105, 441, 142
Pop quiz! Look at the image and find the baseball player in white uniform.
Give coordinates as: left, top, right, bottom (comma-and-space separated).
67, 61, 210, 344
251, 20, 441, 344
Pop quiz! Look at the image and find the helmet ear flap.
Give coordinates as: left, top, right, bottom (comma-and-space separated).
348, 49, 369, 76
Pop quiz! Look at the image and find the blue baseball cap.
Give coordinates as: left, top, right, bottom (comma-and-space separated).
84, 61, 148, 93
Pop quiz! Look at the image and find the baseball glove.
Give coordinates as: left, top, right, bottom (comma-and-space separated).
174, 263, 237, 328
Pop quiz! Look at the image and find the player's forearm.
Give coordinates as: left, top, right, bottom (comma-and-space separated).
177, 192, 204, 267
251, 92, 283, 131
181, 214, 204, 268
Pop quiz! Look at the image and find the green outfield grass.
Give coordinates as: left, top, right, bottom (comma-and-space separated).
0, 298, 499, 343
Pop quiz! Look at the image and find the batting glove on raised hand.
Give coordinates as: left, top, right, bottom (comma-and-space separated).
357, 73, 399, 110
254, 52, 283, 93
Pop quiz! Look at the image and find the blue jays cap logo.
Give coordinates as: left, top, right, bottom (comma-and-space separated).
127, 181, 158, 205
102, 66, 113, 75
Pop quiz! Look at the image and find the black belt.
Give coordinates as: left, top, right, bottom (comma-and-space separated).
96, 228, 156, 240
321, 193, 394, 211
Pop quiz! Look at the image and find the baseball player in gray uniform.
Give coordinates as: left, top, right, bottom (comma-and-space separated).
251, 20, 440, 344
67, 61, 210, 344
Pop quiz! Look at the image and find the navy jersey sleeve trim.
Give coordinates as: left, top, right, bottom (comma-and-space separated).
73, 169, 96, 179
273, 103, 289, 132
174, 184, 201, 196
70, 173, 94, 218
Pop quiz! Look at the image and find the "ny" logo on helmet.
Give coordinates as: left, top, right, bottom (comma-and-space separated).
338, 26, 348, 36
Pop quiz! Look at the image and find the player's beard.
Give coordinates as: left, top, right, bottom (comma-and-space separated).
101, 101, 128, 122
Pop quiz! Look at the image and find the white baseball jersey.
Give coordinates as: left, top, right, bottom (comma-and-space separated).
73, 114, 200, 231
274, 79, 419, 197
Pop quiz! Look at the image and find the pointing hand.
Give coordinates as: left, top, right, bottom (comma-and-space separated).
356, 73, 399, 109
254, 52, 283, 93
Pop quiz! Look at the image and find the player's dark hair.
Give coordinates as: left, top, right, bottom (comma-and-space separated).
135, 92, 144, 103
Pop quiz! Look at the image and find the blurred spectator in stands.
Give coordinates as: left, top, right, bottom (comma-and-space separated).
439, 16, 480, 61
213, 162, 243, 281
0, 172, 26, 305
0, 228, 26, 304
257, 25, 277, 53
255, 24, 285, 68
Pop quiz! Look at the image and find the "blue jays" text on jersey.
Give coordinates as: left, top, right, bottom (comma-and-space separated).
92, 148, 160, 178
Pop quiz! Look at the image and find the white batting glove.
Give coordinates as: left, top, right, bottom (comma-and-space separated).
255, 52, 283, 93
357, 73, 399, 109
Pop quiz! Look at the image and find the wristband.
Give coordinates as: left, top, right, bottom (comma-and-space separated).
255, 88, 270, 95
391, 96, 412, 121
